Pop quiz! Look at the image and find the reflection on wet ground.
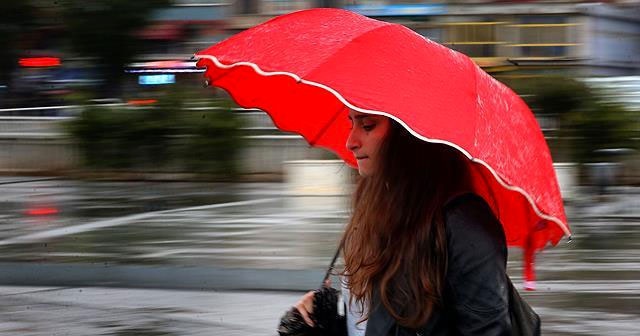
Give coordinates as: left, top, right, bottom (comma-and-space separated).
0, 179, 347, 268
0, 178, 639, 335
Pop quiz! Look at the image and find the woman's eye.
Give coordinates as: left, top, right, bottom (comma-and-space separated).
363, 124, 375, 131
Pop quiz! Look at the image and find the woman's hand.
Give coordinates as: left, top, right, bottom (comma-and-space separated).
294, 291, 316, 327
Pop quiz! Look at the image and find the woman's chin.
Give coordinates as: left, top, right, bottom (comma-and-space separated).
357, 167, 372, 177
356, 159, 370, 176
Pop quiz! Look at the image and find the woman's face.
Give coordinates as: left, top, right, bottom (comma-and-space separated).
346, 110, 391, 177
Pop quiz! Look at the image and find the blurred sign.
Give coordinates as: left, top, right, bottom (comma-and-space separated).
344, 4, 447, 16
127, 60, 203, 73
128, 99, 158, 105
138, 74, 176, 85
19, 57, 61, 67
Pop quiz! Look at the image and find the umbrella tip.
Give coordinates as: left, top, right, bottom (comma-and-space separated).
566, 235, 573, 244
203, 79, 210, 88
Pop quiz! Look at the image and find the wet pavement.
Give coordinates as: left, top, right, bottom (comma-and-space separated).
0, 285, 300, 336
0, 178, 347, 269
0, 177, 639, 335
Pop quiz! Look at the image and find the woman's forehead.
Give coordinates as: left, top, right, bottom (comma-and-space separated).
348, 109, 385, 120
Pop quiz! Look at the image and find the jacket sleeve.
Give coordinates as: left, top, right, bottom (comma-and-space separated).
444, 194, 511, 336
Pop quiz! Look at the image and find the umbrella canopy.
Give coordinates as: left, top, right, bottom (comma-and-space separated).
195, 8, 571, 284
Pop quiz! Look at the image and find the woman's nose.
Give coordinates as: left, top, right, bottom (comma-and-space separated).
346, 129, 359, 152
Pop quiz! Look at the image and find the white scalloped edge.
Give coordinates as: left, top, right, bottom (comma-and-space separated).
195, 54, 572, 240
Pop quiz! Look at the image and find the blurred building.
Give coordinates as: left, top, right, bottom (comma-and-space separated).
4, 1, 234, 107
224, 1, 640, 78
10, 1, 637, 105
218, 1, 640, 180
138, 0, 231, 59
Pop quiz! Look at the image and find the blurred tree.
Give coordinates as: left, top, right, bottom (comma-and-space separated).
562, 100, 638, 165
505, 76, 593, 118
181, 98, 246, 178
65, 90, 245, 178
61, 0, 171, 97
0, 2, 36, 85
505, 76, 639, 166
531, 78, 592, 118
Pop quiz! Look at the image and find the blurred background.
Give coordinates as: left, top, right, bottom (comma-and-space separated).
0, 0, 639, 335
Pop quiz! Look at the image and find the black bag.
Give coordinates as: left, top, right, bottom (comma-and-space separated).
277, 246, 347, 336
507, 278, 541, 336
277, 286, 347, 336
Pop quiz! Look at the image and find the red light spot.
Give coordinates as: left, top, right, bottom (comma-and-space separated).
26, 207, 59, 216
128, 99, 158, 105
19, 57, 61, 67
147, 60, 183, 68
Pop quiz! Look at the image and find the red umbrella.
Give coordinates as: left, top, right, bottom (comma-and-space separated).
195, 8, 571, 286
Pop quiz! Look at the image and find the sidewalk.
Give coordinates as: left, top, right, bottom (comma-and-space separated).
1, 179, 640, 335
570, 186, 640, 219
0, 285, 301, 336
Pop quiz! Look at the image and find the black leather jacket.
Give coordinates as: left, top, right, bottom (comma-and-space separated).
364, 194, 511, 336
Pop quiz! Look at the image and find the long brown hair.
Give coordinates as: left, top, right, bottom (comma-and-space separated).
342, 120, 471, 328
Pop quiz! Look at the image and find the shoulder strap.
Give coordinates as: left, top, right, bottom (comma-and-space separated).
323, 239, 345, 286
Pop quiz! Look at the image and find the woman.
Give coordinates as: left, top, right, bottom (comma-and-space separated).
292, 109, 511, 335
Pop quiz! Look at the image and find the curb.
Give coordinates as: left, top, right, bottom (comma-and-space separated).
0, 262, 326, 292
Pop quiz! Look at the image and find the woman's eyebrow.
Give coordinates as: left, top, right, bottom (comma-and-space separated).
354, 115, 373, 120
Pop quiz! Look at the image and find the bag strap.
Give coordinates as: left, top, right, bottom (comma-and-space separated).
322, 239, 345, 286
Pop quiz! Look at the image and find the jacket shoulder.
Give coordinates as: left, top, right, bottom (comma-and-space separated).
443, 193, 506, 247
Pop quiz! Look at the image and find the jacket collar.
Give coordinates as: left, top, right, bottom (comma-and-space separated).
364, 299, 396, 336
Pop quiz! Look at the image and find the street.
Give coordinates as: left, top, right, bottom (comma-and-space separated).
0, 178, 639, 335
0, 285, 299, 335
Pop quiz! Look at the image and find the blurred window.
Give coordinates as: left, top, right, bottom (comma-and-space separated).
441, 21, 505, 58
507, 16, 580, 58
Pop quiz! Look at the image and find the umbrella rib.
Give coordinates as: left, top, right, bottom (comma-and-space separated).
302, 23, 397, 78
307, 105, 344, 147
